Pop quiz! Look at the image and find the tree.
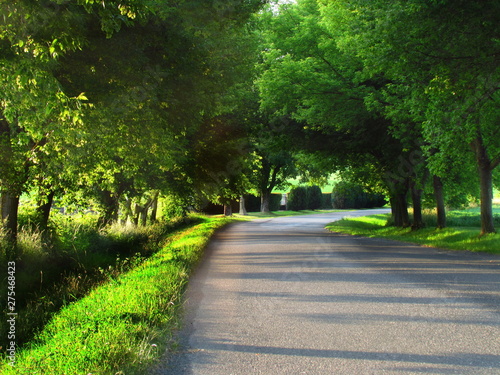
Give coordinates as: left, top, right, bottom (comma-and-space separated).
187, 114, 252, 216
255, 149, 297, 212
220, 35, 299, 214
322, 0, 500, 233
1, 0, 267, 242
256, 0, 418, 226
0, 0, 100, 244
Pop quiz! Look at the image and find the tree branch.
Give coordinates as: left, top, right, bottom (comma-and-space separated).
268, 164, 282, 193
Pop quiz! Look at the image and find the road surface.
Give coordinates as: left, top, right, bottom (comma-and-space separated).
154, 210, 500, 374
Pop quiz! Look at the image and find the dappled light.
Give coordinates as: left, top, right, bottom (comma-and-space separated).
2, 0, 499, 373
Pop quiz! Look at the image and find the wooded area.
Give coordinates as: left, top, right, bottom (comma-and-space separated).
1, 0, 499, 253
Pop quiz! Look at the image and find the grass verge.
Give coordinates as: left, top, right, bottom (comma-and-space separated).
1, 215, 233, 375
326, 213, 500, 254
1, 214, 204, 351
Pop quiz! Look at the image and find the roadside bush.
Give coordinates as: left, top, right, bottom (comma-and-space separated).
332, 182, 363, 209
366, 193, 387, 208
306, 186, 323, 210
321, 193, 332, 209
288, 186, 308, 211
331, 181, 386, 209
270, 193, 283, 211
162, 195, 189, 219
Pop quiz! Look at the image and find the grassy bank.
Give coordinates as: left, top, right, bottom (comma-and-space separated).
0, 213, 202, 351
1, 215, 232, 375
326, 210, 500, 254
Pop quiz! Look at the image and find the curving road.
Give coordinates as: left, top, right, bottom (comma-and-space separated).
154, 209, 500, 374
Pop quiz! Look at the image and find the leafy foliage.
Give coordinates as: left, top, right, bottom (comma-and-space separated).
1, 0, 266, 241
287, 186, 308, 211
331, 181, 386, 209
306, 185, 323, 210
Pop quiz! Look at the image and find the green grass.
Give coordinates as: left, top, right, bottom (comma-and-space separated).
0, 213, 201, 351
6, 205, 497, 374
1, 215, 233, 375
326, 211, 500, 254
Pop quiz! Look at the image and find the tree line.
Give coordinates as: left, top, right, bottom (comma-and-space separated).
256, 0, 499, 234
0, 0, 266, 250
1, 0, 499, 254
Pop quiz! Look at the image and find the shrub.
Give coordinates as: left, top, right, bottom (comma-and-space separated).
287, 186, 308, 211
306, 186, 323, 210
365, 192, 387, 208
321, 193, 332, 209
332, 181, 363, 209
270, 193, 283, 211
332, 181, 386, 209
161, 195, 189, 219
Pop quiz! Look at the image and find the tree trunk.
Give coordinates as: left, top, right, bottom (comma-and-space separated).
123, 197, 134, 224
150, 194, 158, 223
133, 203, 141, 226
140, 208, 149, 226
261, 191, 271, 213
97, 190, 119, 227
390, 193, 410, 228
1, 192, 20, 252
37, 190, 55, 230
223, 204, 232, 216
134, 201, 152, 226
471, 135, 497, 234
410, 181, 424, 230
239, 195, 247, 215
433, 175, 446, 229
478, 164, 495, 234
0, 117, 20, 252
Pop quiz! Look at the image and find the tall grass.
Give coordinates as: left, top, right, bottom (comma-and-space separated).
0, 210, 202, 352
1, 215, 231, 375
421, 208, 500, 228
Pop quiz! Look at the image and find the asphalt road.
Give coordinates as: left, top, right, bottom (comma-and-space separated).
154, 209, 500, 374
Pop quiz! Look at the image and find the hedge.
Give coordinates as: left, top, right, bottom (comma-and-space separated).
331, 181, 387, 209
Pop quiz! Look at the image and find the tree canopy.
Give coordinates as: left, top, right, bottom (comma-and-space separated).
256, 0, 500, 232
1, 0, 498, 246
